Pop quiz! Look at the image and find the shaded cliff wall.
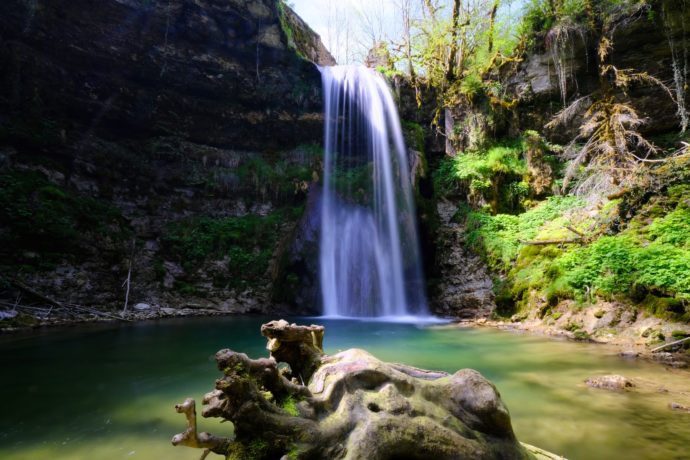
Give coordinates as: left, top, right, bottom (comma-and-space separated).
0, 0, 334, 314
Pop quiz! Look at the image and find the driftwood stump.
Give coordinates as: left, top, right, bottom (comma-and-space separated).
173, 319, 534, 460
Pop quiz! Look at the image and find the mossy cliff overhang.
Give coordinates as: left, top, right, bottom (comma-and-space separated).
506, 2, 690, 141
0, 0, 332, 151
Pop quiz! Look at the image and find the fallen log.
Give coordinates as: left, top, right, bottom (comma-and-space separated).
172, 319, 545, 460
650, 336, 690, 353
520, 238, 584, 246
7, 278, 64, 308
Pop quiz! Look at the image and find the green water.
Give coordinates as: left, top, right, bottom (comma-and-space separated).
0, 317, 688, 460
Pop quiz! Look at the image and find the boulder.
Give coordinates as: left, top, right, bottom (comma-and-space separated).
584, 375, 635, 391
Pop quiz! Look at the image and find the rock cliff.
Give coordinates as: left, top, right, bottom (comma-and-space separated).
0, 0, 334, 320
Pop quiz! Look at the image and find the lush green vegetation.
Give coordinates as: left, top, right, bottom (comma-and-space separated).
434, 137, 533, 213
233, 145, 321, 202
161, 207, 303, 289
462, 184, 690, 321
0, 170, 127, 266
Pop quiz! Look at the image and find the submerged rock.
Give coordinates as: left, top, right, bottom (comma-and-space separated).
669, 402, 690, 413
585, 375, 635, 391
172, 320, 538, 460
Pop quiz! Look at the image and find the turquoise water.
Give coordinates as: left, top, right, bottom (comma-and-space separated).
0, 316, 688, 459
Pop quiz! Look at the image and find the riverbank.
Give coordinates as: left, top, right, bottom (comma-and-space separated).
0, 303, 289, 334
447, 302, 690, 369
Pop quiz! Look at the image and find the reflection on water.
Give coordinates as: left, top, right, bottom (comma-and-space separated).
0, 316, 688, 460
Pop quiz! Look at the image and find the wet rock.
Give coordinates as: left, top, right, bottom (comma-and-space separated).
0, 0, 331, 317
669, 402, 690, 413
585, 375, 635, 391
432, 201, 496, 319
133, 303, 151, 311
619, 351, 640, 360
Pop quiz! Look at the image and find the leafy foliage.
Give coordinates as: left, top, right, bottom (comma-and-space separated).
464, 182, 690, 321
465, 195, 586, 271
434, 137, 532, 213
0, 171, 127, 262
161, 207, 302, 288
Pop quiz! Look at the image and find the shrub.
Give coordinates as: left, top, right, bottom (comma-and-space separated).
161, 207, 303, 288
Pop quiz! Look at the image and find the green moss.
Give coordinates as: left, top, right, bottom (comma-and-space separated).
280, 395, 300, 416
227, 440, 270, 460
402, 121, 426, 154
464, 195, 586, 271
671, 330, 690, 339
463, 174, 690, 322
564, 322, 581, 332
0, 170, 128, 263
161, 207, 303, 288
173, 281, 199, 296
276, 0, 309, 61
574, 330, 591, 341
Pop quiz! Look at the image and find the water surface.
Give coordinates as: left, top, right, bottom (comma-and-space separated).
0, 316, 688, 459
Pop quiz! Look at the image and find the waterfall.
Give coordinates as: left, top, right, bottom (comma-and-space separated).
319, 65, 428, 318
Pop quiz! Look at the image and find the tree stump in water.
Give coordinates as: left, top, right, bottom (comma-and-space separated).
172, 319, 536, 460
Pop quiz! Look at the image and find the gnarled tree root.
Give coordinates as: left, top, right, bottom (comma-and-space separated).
173, 319, 537, 460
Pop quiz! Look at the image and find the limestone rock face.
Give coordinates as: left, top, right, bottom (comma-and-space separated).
173, 320, 532, 460
506, 6, 690, 142
0, 0, 331, 151
0, 0, 332, 314
431, 201, 496, 319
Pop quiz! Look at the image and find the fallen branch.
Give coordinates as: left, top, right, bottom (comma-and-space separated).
122, 238, 136, 316
565, 226, 586, 238
67, 303, 132, 322
172, 398, 230, 460
520, 238, 584, 246
8, 278, 64, 308
650, 336, 690, 353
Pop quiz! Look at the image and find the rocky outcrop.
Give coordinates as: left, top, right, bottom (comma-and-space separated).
0, 0, 333, 150
0, 0, 333, 318
431, 201, 496, 319
280, 3, 336, 66
172, 320, 536, 460
506, 3, 690, 142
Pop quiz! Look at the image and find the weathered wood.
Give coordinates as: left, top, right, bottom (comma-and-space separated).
565, 226, 586, 238
8, 278, 64, 308
606, 188, 630, 200
520, 239, 584, 246
261, 319, 325, 382
171, 398, 230, 459
650, 336, 690, 353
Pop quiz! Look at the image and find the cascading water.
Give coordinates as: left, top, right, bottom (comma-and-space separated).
319, 65, 427, 318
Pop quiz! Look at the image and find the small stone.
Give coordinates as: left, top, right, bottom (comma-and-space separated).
585, 375, 635, 391
619, 351, 639, 359
160, 307, 176, 316
133, 303, 150, 311
669, 402, 690, 413
0, 310, 18, 320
